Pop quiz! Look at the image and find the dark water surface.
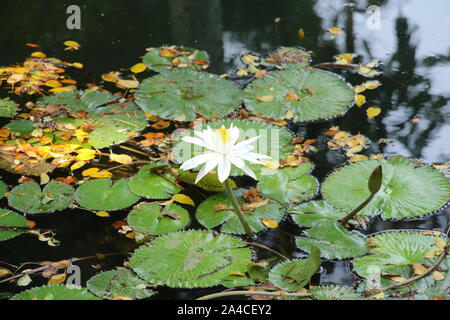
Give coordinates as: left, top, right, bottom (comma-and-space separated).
0, 0, 449, 299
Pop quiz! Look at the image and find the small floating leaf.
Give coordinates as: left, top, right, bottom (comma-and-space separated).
129, 230, 252, 288
366, 107, 381, 119
9, 181, 74, 214
127, 203, 189, 235
87, 269, 155, 300
75, 179, 139, 211
11, 285, 100, 300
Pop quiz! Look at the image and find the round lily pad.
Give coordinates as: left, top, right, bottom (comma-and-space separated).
9, 181, 74, 214
127, 202, 189, 235
310, 285, 360, 300
38, 90, 117, 112
268, 248, 320, 292
75, 179, 140, 211
128, 164, 180, 200
0, 209, 27, 241
321, 156, 450, 219
353, 231, 446, 280
87, 269, 155, 300
257, 162, 318, 204
290, 200, 347, 228
11, 285, 100, 300
135, 69, 243, 121
243, 65, 354, 122
172, 119, 294, 177
295, 221, 368, 260
196, 190, 285, 235
143, 46, 209, 72
129, 230, 252, 288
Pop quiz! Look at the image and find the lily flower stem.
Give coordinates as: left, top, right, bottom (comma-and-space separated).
224, 179, 254, 239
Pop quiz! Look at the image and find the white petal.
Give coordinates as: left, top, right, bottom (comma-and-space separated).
232, 143, 254, 153
182, 136, 210, 149
217, 157, 232, 182
203, 156, 221, 173
229, 154, 245, 169
229, 125, 240, 145
233, 136, 260, 150
234, 151, 271, 164
194, 130, 215, 150
180, 152, 215, 170
194, 164, 209, 183
240, 165, 257, 180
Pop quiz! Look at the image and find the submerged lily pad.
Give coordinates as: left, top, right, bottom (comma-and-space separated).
310, 285, 361, 300
135, 69, 243, 121
322, 157, 450, 219
11, 285, 100, 300
0, 98, 18, 117
244, 65, 354, 122
257, 162, 318, 203
290, 200, 347, 227
87, 269, 155, 300
38, 90, 117, 112
196, 189, 285, 235
143, 46, 209, 72
127, 202, 189, 235
128, 164, 180, 199
129, 230, 252, 288
295, 221, 368, 260
268, 247, 321, 292
9, 181, 74, 214
172, 119, 294, 177
353, 231, 446, 280
265, 47, 312, 67
0, 209, 27, 241
75, 178, 140, 211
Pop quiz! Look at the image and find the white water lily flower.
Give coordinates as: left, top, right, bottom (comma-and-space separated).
180, 124, 271, 183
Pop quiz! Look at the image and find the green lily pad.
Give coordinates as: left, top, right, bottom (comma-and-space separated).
0, 180, 7, 199
196, 190, 285, 235
86, 102, 147, 149
244, 65, 354, 122
295, 221, 368, 260
75, 178, 140, 211
135, 69, 243, 121
38, 90, 117, 112
129, 230, 252, 288
87, 269, 156, 300
5, 120, 34, 136
127, 202, 189, 235
321, 156, 450, 219
172, 119, 294, 177
11, 285, 100, 300
128, 164, 180, 199
9, 181, 74, 214
0, 209, 27, 241
290, 200, 347, 228
143, 46, 209, 73
257, 162, 318, 204
310, 285, 361, 300
0, 98, 18, 117
353, 231, 445, 280
268, 247, 321, 292
177, 171, 237, 192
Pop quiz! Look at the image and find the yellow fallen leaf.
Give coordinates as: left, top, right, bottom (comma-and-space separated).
109, 153, 133, 165
261, 160, 280, 170
228, 272, 246, 277
285, 91, 300, 101
334, 53, 353, 64
433, 163, 450, 170
102, 71, 120, 83
130, 63, 147, 73
72, 62, 83, 69
435, 237, 446, 250
117, 79, 139, 89
349, 155, 368, 162
49, 86, 76, 93
82, 168, 113, 178
257, 95, 275, 102
327, 27, 343, 35
355, 94, 366, 107
172, 194, 195, 206
366, 107, 381, 119
354, 85, 366, 93
14, 67, 29, 74
44, 80, 62, 88
64, 40, 81, 50
31, 51, 47, 58
432, 271, 445, 281
261, 219, 278, 229
297, 28, 305, 39
390, 277, 407, 283
373, 292, 385, 299
0, 268, 11, 276
412, 263, 427, 275
364, 81, 381, 90
40, 173, 50, 185
96, 211, 110, 217
76, 149, 97, 161
71, 161, 87, 171
48, 273, 67, 285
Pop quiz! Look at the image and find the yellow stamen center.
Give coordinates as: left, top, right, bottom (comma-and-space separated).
216, 127, 230, 144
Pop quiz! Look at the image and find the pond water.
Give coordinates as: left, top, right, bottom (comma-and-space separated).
0, 0, 449, 299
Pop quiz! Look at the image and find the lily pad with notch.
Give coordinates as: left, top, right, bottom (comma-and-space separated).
129, 230, 253, 288
290, 200, 347, 228
127, 202, 189, 235
244, 65, 354, 122
0, 209, 27, 241
9, 180, 74, 214
321, 156, 450, 219
143, 46, 209, 73
75, 178, 140, 211
135, 69, 243, 122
